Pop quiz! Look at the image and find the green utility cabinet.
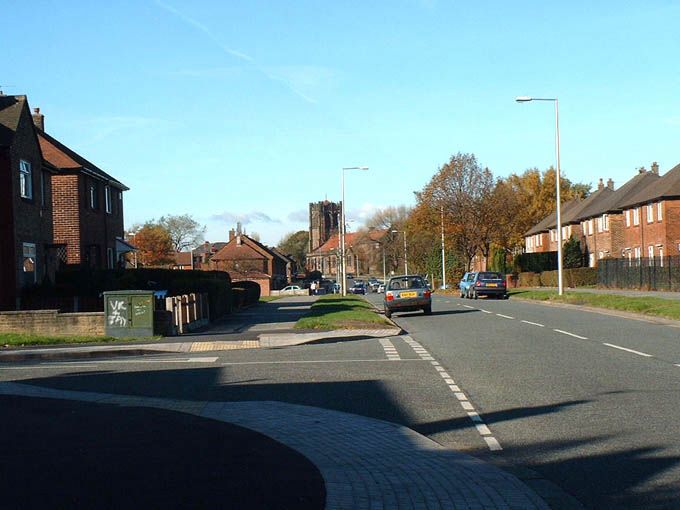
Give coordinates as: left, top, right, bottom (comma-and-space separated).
103, 290, 155, 338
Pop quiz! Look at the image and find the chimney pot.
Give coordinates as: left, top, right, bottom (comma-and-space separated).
229, 229, 235, 241
651, 162, 659, 175
598, 178, 604, 190
31, 107, 45, 131
607, 178, 614, 190
638, 166, 647, 174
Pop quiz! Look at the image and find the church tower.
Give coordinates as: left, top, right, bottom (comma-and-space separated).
309, 200, 341, 252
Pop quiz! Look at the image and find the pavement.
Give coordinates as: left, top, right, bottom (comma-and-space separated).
0, 296, 554, 509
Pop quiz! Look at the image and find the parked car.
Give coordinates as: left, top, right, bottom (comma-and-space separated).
383, 275, 432, 318
377, 283, 385, 293
459, 272, 477, 298
350, 282, 367, 295
280, 285, 302, 295
368, 279, 380, 292
467, 271, 508, 299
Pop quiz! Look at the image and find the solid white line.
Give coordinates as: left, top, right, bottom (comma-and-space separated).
496, 314, 515, 320
603, 343, 653, 357
554, 329, 588, 340
521, 320, 545, 327
484, 437, 503, 451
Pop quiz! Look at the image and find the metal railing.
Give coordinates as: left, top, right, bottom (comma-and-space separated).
598, 256, 680, 291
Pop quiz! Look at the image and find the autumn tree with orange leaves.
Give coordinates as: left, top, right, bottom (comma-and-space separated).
130, 223, 175, 267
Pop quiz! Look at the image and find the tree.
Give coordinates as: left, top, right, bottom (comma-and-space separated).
563, 236, 584, 268
277, 230, 309, 270
158, 214, 206, 252
133, 223, 175, 267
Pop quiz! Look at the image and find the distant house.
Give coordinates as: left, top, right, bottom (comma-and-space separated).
193, 241, 227, 269
209, 227, 290, 295
0, 95, 57, 310
34, 110, 130, 269
306, 230, 387, 279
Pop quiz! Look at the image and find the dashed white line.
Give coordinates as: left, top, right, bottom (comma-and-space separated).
454, 392, 467, 401
444, 378, 456, 385
554, 329, 588, 340
521, 320, 545, 327
460, 401, 475, 411
484, 437, 503, 451
463, 305, 475, 309
496, 314, 515, 320
480, 309, 493, 314
603, 343, 652, 357
475, 424, 492, 436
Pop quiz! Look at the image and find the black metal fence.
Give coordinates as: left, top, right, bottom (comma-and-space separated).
598, 257, 680, 291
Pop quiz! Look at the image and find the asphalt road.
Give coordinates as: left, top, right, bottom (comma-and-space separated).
3, 294, 680, 509
366, 291, 680, 510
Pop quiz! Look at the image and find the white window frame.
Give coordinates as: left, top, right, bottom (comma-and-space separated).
633, 207, 640, 226
634, 246, 641, 259
625, 210, 631, 227
589, 219, 594, 235
659, 247, 664, 267
105, 185, 112, 214
648, 245, 654, 265
19, 159, 33, 199
647, 204, 654, 223
657, 202, 663, 222
603, 214, 609, 231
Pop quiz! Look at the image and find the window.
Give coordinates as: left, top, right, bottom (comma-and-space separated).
589, 253, 595, 267
633, 208, 640, 226
625, 210, 631, 227
105, 185, 112, 214
589, 219, 594, 235
658, 202, 663, 222
19, 160, 32, 199
648, 245, 654, 265
89, 181, 98, 209
634, 246, 641, 259
107, 247, 115, 269
659, 247, 664, 267
603, 214, 609, 231
22, 243, 37, 286
647, 204, 654, 223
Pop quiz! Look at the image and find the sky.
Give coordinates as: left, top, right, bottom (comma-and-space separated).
4, 1, 679, 246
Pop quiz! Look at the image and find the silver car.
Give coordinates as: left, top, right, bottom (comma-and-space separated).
383, 275, 432, 318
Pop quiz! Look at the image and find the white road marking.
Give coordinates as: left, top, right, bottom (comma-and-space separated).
430, 361, 440, 366
454, 392, 468, 401
467, 412, 483, 422
449, 385, 461, 392
421, 356, 434, 360
521, 320, 545, 327
496, 314, 515, 320
603, 343, 653, 357
460, 401, 475, 411
484, 437, 503, 451
554, 329, 588, 340
463, 305, 475, 309
439, 372, 451, 378
475, 424, 492, 436
480, 309, 492, 314
434, 366, 445, 372
444, 378, 456, 385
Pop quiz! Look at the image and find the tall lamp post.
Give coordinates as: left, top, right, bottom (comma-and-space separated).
391, 229, 408, 275
516, 96, 563, 295
341, 166, 368, 295
440, 205, 446, 289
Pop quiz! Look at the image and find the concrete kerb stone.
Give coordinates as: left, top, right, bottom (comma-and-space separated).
0, 382, 550, 510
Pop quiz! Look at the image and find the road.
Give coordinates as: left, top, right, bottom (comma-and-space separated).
365, 291, 680, 509
2, 294, 680, 508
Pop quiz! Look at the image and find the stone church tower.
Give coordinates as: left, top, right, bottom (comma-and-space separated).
309, 200, 341, 252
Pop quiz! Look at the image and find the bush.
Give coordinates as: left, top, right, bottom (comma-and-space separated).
518, 272, 541, 287
540, 267, 597, 287
513, 252, 558, 273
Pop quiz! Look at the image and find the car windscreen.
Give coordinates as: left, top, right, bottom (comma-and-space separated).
389, 277, 425, 290
478, 272, 502, 280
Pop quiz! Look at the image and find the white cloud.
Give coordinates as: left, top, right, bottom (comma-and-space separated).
210, 211, 281, 225
287, 209, 309, 222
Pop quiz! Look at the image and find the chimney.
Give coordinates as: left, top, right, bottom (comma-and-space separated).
597, 178, 604, 190
651, 162, 659, 175
638, 166, 647, 174
236, 235, 242, 246
229, 229, 236, 241
607, 178, 614, 190
32, 107, 44, 131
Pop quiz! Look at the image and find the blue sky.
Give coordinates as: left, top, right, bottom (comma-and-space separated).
4, 1, 679, 246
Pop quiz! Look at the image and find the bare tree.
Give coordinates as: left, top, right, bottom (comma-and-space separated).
158, 214, 206, 252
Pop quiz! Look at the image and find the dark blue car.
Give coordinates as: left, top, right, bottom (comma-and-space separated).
350, 282, 367, 295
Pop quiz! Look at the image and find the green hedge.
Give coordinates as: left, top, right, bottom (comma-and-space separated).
51, 268, 233, 318
231, 280, 261, 309
518, 272, 541, 287
540, 267, 597, 287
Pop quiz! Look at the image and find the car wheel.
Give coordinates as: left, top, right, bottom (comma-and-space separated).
459, 290, 465, 298
423, 305, 432, 315
472, 290, 478, 300
384, 308, 392, 318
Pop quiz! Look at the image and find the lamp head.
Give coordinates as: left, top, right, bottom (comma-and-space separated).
515, 96, 533, 102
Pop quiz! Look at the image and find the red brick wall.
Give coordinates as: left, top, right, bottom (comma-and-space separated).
52, 173, 82, 264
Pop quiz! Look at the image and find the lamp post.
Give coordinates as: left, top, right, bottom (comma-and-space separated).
341, 166, 368, 295
440, 205, 446, 289
374, 240, 387, 290
391, 229, 408, 274
516, 96, 563, 295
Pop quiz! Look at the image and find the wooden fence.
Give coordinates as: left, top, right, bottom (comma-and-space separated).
163, 293, 210, 335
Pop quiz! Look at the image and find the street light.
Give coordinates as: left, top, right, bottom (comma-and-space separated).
374, 240, 387, 290
516, 96, 563, 295
391, 229, 408, 274
341, 166, 369, 295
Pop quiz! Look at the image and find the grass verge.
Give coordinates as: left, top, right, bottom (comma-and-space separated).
0, 333, 159, 347
259, 296, 282, 302
509, 289, 680, 321
295, 295, 392, 330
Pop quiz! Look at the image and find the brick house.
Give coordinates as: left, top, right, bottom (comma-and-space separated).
524, 199, 581, 254
618, 162, 680, 263
209, 228, 290, 296
34, 111, 129, 269
576, 171, 659, 266
0, 95, 56, 310
306, 230, 387, 279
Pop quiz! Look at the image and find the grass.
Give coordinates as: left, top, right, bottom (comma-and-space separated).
0, 332, 160, 347
259, 296, 282, 302
295, 295, 392, 330
509, 289, 680, 321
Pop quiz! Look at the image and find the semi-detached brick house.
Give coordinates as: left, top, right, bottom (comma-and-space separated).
33, 111, 130, 269
618, 162, 680, 263
209, 228, 290, 296
0, 95, 56, 310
